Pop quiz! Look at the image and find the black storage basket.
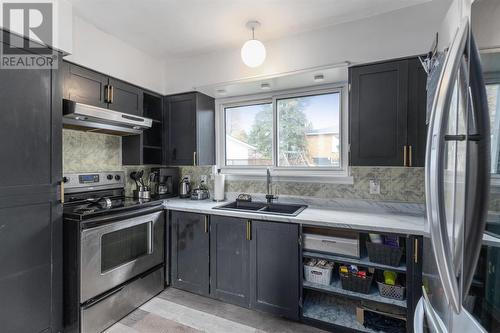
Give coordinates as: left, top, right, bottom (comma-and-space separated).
366, 242, 404, 267
339, 272, 373, 294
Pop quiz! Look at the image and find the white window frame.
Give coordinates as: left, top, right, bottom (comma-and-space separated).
215, 84, 352, 183
485, 72, 500, 186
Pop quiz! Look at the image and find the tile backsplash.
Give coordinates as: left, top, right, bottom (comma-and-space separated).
63, 129, 155, 196
178, 166, 425, 204
63, 129, 122, 172
62, 130, 425, 203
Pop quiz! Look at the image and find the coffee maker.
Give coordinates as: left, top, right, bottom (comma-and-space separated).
150, 167, 180, 198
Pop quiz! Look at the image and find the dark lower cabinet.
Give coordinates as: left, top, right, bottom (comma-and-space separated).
170, 212, 300, 320
250, 220, 300, 320
210, 216, 250, 307
0, 32, 62, 333
170, 211, 210, 296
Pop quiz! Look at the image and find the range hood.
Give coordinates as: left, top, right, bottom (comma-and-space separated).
62, 99, 153, 136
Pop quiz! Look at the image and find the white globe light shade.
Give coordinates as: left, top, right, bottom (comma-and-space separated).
241, 39, 266, 68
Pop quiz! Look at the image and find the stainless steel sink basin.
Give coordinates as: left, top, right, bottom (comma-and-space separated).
214, 201, 307, 216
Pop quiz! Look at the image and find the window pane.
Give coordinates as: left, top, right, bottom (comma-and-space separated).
225, 103, 273, 166
277, 92, 341, 167
487, 84, 500, 173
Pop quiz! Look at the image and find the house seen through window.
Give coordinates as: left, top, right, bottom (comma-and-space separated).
224, 90, 342, 169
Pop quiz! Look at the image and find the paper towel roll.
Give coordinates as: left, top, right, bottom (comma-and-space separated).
213, 174, 225, 201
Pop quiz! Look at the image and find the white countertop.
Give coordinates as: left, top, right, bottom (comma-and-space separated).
163, 198, 427, 236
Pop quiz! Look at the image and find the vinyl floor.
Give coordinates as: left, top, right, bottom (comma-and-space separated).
105, 288, 327, 333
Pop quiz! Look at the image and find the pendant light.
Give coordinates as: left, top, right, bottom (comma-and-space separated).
241, 21, 266, 68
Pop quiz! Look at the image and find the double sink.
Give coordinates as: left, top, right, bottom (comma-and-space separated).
214, 200, 307, 216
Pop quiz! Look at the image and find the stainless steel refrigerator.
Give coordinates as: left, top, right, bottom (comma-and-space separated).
414, 3, 500, 331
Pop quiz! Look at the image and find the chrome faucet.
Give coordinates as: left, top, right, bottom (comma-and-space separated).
265, 168, 278, 204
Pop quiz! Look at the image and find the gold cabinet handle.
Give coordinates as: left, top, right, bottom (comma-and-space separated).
204, 216, 208, 233
246, 220, 252, 241
414, 238, 419, 263
60, 181, 64, 203
193, 151, 197, 166
403, 145, 408, 167
408, 145, 413, 167
110, 85, 114, 104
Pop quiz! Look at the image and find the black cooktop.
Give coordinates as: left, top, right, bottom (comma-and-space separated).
63, 196, 163, 220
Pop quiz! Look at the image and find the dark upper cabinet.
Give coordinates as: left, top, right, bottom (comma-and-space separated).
0, 33, 62, 333
250, 221, 300, 320
108, 78, 143, 116
62, 61, 144, 116
210, 216, 250, 307
170, 211, 210, 296
62, 61, 108, 108
407, 58, 428, 167
165, 92, 215, 165
349, 57, 427, 167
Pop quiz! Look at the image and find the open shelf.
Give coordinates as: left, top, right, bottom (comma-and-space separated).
302, 292, 378, 333
303, 279, 407, 309
303, 250, 407, 273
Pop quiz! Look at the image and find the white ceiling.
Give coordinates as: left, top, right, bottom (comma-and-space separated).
67, 0, 430, 59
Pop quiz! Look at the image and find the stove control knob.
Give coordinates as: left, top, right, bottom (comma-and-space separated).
62, 177, 69, 183
115, 174, 121, 181
107, 174, 113, 180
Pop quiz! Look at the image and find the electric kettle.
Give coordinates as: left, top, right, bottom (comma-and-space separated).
179, 177, 191, 198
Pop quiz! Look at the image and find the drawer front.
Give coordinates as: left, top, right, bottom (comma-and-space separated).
81, 267, 164, 333
303, 233, 360, 258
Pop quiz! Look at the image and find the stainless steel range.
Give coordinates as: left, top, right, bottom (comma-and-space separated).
63, 171, 165, 333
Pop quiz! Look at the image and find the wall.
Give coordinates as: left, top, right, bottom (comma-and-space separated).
471, 0, 500, 50
163, 0, 451, 94
64, 16, 165, 93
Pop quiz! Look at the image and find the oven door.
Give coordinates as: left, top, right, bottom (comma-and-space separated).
80, 210, 164, 303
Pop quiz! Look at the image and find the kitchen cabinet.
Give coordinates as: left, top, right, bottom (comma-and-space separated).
349, 57, 427, 167
250, 220, 300, 320
0, 33, 63, 332
170, 211, 210, 296
165, 92, 215, 165
169, 212, 300, 319
122, 90, 164, 165
407, 58, 428, 167
62, 60, 144, 116
62, 61, 108, 108
108, 77, 143, 116
210, 216, 250, 307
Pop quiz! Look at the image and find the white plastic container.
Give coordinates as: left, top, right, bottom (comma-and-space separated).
304, 264, 333, 285
303, 233, 360, 258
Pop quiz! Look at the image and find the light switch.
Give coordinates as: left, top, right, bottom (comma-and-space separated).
369, 179, 380, 195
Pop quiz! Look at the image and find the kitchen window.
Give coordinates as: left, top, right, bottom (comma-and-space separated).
217, 86, 349, 182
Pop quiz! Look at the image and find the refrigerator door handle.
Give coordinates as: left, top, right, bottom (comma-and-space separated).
425, 18, 469, 314
461, 34, 491, 297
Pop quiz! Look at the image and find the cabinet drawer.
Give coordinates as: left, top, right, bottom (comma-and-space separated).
303, 233, 360, 258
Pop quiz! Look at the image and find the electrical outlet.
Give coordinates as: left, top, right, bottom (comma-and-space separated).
184, 175, 191, 182
200, 175, 208, 183
369, 179, 381, 195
